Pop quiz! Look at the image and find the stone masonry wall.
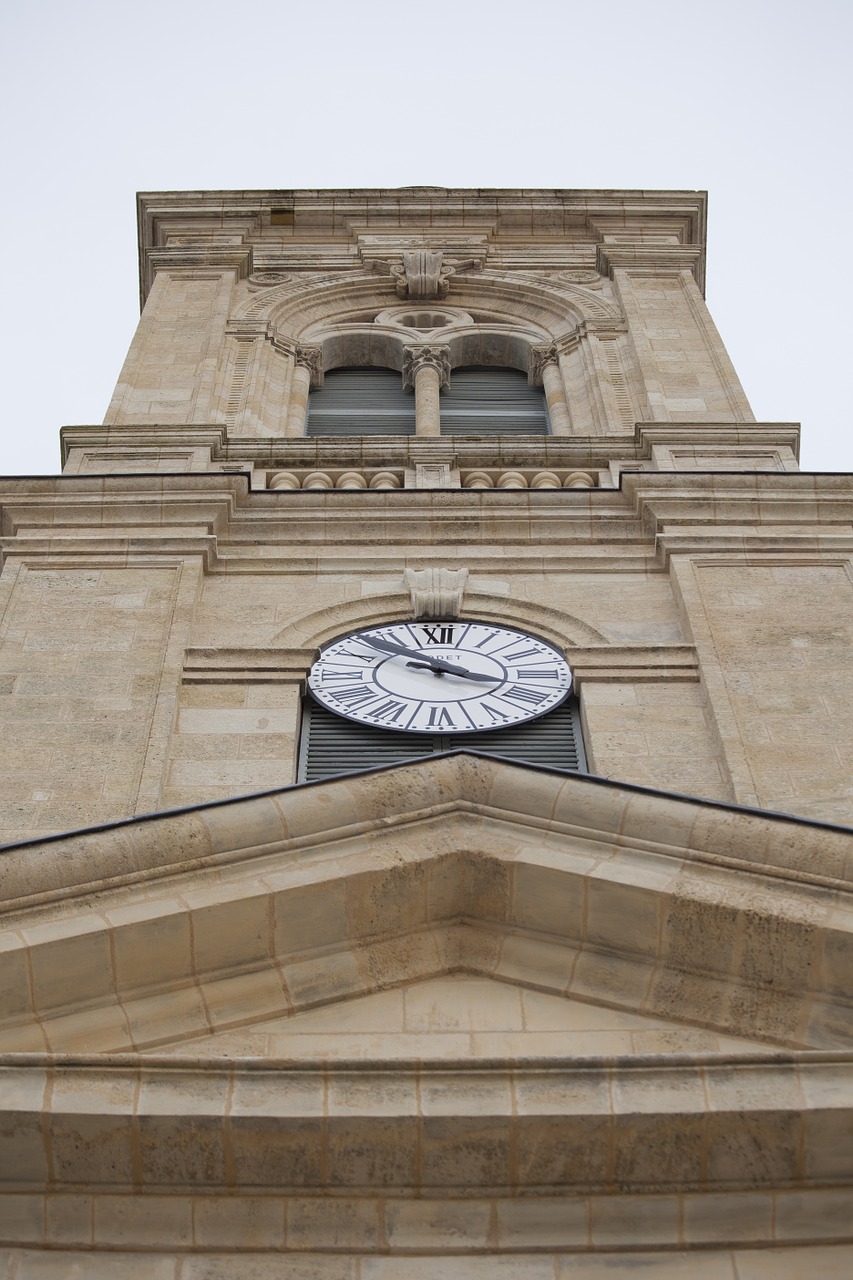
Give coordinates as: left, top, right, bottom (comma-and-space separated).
612, 269, 755, 422
675, 560, 853, 823
105, 270, 238, 425
0, 565, 184, 841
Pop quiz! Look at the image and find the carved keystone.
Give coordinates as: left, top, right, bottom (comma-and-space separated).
405, 567, 469, 620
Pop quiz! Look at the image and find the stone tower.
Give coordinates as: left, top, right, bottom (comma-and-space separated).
0, 189, 851, 1277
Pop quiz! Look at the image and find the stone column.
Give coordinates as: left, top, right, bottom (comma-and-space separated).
285, 346, 323, 437
529, 344, 572, 436
403, 346, 451, 437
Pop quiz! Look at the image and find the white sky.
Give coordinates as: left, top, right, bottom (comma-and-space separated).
1, 0, 850, 473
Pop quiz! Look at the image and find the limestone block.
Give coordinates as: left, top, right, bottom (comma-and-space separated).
680, 561, 853, 821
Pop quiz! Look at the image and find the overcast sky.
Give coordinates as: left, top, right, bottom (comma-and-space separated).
1, 0, 850, 473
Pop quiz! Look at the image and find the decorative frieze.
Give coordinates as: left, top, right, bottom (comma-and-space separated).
462, 468, 598, 490
268, 469, 402, 491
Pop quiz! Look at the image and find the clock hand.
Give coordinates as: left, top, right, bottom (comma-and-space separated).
364, 635, 499, 683
406, 660, 499, 683
363, 635, 458, 675
362, 636, 423, 660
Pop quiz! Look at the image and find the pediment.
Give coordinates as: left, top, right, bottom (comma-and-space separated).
152, 974, 775, 1060
0, 754, 851, 1056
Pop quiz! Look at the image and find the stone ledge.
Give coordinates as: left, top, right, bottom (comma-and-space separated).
0, 1053, 851, 1196
0, 1186, 851, 1254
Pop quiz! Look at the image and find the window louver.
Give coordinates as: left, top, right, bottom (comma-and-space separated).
306, 368, 415, 437
299, 698, 585, 782
440, 368, 549, 437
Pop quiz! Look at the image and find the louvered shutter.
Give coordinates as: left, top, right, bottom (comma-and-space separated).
440, 368, 550, 436
299, 698, 585, 782
306, 368, 415, 437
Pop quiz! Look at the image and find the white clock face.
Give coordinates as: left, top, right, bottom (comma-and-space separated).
308, 621, 572, 734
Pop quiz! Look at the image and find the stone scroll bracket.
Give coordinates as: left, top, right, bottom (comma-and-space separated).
405, 567, 469, 620
358, 235, 488, 301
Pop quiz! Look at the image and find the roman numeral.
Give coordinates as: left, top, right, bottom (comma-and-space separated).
319, 665, 365, 682
472, 629, 500, 649
477, 702, 512, 724
512, 666, 561, 681
369, 699, 408, 724
420, 625, 455, 645
502, 646, 543, 662
331, 684, 378, 710
339, 645, 378, 664
426, 705, 457, 729
501, 685, 550, 707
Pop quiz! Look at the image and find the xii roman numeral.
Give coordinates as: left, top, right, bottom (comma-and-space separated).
420, 625, 455, 645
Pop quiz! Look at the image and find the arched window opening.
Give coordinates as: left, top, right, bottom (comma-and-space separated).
306, 368, 414, 437
440, 367, 549, 437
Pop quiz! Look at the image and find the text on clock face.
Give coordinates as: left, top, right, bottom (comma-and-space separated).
308, 622, 572, 734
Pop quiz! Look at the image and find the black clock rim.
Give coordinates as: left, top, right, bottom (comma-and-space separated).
307, 619, 573, 735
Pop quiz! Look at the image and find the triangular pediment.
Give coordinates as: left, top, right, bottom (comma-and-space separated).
0, 754, 851, 1055
151, 974, 775, 1059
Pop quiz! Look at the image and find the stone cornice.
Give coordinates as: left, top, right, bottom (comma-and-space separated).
596, 243, 705, 285
177, 644, 699, 685
1, 1052, 850, 1199
569, 644, 699, 683
2, 753, 850, 910
137, 189, 708, 304
0, 756, 850, 1075
635, 421, 801, 460
182, 646, 317, 683
143, 245, 253, 297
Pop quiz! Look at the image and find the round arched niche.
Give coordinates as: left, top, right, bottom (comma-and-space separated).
445, 331, 535, 376
302, 324, 549, 381
374, 305, 475, 335
315, 329, 406, 374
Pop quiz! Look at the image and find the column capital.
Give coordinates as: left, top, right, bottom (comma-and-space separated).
528, 343, 559, 386
295, 345, 324, 388
403, 345, 451, 391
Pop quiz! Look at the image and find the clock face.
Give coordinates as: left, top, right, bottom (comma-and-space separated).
308, 621, 572, 734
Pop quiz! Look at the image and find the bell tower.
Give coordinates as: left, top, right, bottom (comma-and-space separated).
1, 190, 851, 1276
56, 188, 813, 819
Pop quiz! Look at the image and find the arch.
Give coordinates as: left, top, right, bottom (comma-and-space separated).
271, 590, 608, 650
305, 324, 549, 380
231, 270, 623, 342
317, 330, 405, 375
227, 271, 627, 436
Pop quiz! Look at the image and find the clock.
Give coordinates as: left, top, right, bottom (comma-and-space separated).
308, 620, 572, 734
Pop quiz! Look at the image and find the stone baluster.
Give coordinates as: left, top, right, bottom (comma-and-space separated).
403, 346, 451, 437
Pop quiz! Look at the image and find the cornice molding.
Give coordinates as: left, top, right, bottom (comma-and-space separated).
596, 243, 704, 284
144, 245, 253, 296
136, 189, 707, 304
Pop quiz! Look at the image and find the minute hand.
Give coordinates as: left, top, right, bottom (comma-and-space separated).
362, 635, 452, 673
406, 660, 498, 683
362, 637, 496, 682
362, 636, 427, 661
